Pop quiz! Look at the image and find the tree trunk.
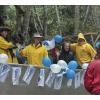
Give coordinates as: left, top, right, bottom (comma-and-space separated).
22, 6, 32, 42
82, 6, 90, 30
15, 5, 25, 35
0, 5, 7, 26
42, 5, 48, 36
33, 17, 39, 33
15, 7, 23, 35
74, 5, 80, 34
55, 5, 61, 33
92, 6, 100, 32
15, 5, 32, 44
33, 6, 43, 33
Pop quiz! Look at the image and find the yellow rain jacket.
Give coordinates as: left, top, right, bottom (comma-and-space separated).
20, 44, 48, 67
0, 36, 14, 63
70, 33, 96, 66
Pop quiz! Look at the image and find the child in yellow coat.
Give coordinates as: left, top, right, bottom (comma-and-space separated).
70, 33, 96, 67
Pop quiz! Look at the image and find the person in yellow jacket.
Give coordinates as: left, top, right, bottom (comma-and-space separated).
0, 27, 14, 63
11, 34, 25, 64
20, 33, 48, 67
70, 33, 96, 67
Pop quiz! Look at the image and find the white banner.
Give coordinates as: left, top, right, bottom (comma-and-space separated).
45, 71, 56, 88
0, 64, 10, 83
12, 67, 21, 85
0, 64, 87, 90
38, 69, 45, 87
67, 79, 73, 87
54, 74, 63, 90
75, 72, 81, 89
22, 66, 36, 85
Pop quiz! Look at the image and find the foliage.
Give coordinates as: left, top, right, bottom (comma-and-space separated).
1, 5, 100, 38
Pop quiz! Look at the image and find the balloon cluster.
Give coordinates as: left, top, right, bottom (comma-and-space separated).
42, 57, 78, 79
66, 61, 78, 79
42, 34, 63, 50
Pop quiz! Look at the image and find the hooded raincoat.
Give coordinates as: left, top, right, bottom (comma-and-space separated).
70, 33, 96, 66
0, 36, 14, 63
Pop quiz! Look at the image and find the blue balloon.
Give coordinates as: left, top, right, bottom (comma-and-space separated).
54, 34, 63, 43
42, 57, 52, 67
66, 69, 75, 79
68, 60, 78, 71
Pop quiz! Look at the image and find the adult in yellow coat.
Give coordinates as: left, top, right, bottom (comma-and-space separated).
70, 33, 96, 67
20, 33, 48, 67
0, 27, 16, 63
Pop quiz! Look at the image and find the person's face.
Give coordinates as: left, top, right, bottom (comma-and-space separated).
1, 31, 8, 38
34, 37, 41, 45
78, 38, 85, 45
64, 43, 70, 51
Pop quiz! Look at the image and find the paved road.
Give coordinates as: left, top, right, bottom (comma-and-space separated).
0, 67, 89, 95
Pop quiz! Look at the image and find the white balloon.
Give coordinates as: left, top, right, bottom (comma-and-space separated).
0, 53, 8, 63
44, 39, 55, 50
82, 63, 89, 69
57, 60, 68, 69
50, 64, 62, 74
49, 39, 55, 50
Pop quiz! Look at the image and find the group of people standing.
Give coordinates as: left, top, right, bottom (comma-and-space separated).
0, 26, 48, 67
51, 33, 97, 68
0, 26, 100, 94
0, 26, 97, 68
